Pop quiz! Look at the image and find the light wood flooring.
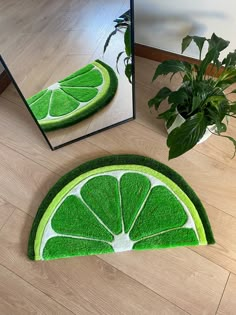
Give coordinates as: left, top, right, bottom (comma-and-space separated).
0, 2, 236, 315
0, 55, 236, 315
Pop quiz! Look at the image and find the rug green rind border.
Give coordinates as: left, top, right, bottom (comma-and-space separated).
31, 60, 118, 132
28, 155, 215, 260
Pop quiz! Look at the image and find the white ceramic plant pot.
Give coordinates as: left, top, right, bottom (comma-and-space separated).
167, 113, 216, 144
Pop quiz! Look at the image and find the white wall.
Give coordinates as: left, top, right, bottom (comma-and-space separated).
135, 0, 236, 59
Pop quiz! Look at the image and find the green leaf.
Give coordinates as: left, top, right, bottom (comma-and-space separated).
115, 22, 130, 28
182, 35, 207, 58
166, 113, 178, 129
214, 59, 222, 70
229, 104, 236, 113
168, 88, 188, 106
205, 95, 227, 108
196, 33, 230, 80
218, 135, 236, 158
192, 36, 207, 58
190, 95, 202, 114
124, 25, 131, 57
183, 74, 191, 82
197, 47, 219, 81
152, 60, 192, 82
167, 113, 208, 159
205, 99, 228, 124
208, 33, 230, 52
116, 51, 125, 73
182, 35, 192, 53
215, 68, 236, 89
227, 137, 236, 158
125, 64, 132, 83
222, 50, 236, 67
215, 121, 227, 133
158, 109, 172, 120
103, 29, 118, 54
124, 57, 129, 65
148, 87, 172, 110
158, 104, 177, 121
194, 64, 200, 72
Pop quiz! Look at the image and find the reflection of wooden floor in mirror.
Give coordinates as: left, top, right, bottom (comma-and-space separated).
0, 0, 133, 147
0, 55, 236, 314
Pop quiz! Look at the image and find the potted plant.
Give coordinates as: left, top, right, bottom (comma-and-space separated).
103, 12, 132, 83
148, 33, 236, 160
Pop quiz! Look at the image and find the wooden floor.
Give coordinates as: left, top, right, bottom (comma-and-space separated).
0, 57, 236, 315
1, 3, 236, 315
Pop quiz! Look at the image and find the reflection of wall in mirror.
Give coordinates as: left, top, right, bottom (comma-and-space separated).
135, 0, 236, 59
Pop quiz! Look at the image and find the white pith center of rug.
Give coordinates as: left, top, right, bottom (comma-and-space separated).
112, 233, 135, 252
39, 170, 199, 259
40, 66, 105, 120
48, 82, 60, 91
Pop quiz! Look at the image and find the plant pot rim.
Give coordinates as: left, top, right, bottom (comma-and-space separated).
166, 111, 217, 144
175, 110, 217, 128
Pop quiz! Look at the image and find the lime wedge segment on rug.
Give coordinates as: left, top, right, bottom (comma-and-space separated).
26, 60, 118, 131
28, 155, 215, 261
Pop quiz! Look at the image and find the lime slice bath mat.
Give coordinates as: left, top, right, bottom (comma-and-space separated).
27, 60, 118, 131
28, 155, 214, 261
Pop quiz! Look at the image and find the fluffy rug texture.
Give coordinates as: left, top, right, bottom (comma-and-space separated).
27, 60, 118, 131
28, 155, 214, 261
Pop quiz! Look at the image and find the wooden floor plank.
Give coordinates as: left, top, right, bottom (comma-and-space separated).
0, 202, 14, 231
0, 142, 59, 217
0, 264, 74, 315
193, 203, 236, 274
0, 197, 5, 207
1, 83, 22, 104
100, 248, 228, 315
217, 273, 236, 315
0, 209, 188, 315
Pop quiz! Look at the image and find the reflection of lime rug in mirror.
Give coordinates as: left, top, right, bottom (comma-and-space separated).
28, 155, 215, 261
26, 60, 118, 131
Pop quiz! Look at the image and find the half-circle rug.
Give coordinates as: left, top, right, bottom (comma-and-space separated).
27, 60, 118, 131
28, 155, 215, 261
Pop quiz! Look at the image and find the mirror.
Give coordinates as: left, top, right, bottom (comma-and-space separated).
0, 0, 134, 150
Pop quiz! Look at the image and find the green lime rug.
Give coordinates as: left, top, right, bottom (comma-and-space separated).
27, 60, 118, 131
28, 155, 214, 261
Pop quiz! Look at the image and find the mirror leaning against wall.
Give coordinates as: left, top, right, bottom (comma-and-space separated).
0, 0, 135, 150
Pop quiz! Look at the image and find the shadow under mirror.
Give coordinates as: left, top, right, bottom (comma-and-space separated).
0, 0, 134, 150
